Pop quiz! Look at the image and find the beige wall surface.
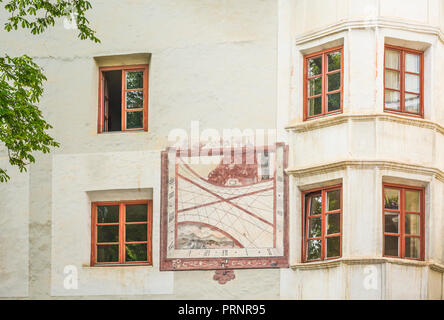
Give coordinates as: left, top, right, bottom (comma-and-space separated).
0, 0, 443, 299
0, 0, 281, 299
0, 161, 29, 298
284, 0, 444, 300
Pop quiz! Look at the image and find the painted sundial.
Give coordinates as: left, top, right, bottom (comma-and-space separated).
160, 144, 288, 270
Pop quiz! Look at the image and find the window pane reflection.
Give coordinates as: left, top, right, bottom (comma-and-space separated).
307, 239, 321, 260
385, 90, 400, 110
384, 235, 399, 257
405, 237, 420, 259
384, 188, 400, 209
385, 49, 400, 69
405, 53, 420, 73
308, 57, 322, 76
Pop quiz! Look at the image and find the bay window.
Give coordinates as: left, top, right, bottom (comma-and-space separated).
383, 184, 424, 260
384, 45, 424, 117
304, 46, 343, 120
303, 185, 342, 262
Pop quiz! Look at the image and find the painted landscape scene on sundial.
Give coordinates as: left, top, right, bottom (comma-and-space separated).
161, 144, 288, 270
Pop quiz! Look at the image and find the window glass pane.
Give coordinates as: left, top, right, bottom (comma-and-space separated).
126, 90, 144, 109
384, 212, 399, 233
308, 77, 322, 96
327, 72, 340, 92
405, 237, 420, 259
125, 244, 147, 262
308, 217, 321, 238
308, 56, 322, 76
405, 214, 420, 235
385, 90, 400, 110
384, 235, 399, 257
405, 93, 420, 113
308, 194, 322, 216
97, 245, 119, 262
326, 213, 340, 235
384, 188, 400, 209
326, 236, 340, 258
405, 73, 420, 93
327, 92, 340, 112
97, 205, 119, 223
405, 53, 420, 73
405, 190, 420, 212
126, 224, 147, 242
307, 239, 321, 260
126, 204, 148, 222
326, 189, 340, 211
385, 49, 400, 69
327, 51, 341, 72
308, 97, 322, 116
385, 70, 400, 90
97, 225, 119, 243
126, 71, 144, 89
126, 111, 143, 129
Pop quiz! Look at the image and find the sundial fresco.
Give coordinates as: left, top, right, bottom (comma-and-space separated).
160, 143, 288, 270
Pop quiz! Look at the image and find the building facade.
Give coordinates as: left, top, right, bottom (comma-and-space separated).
0, 0, 443, 299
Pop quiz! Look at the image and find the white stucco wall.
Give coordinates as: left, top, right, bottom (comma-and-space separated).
0, 160, 29, 298
0, 0, 443, 299
1, 0, 281, 299
281, 0, 444, 300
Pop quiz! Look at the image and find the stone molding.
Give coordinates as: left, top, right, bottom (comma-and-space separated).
285, 113, 444, 135
291, 257, 444, 272
295, 17, 444, 45
286, 159, 444, 183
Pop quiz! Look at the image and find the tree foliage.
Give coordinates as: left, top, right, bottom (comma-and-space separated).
0, 0, 99, 182
2, 0, 99, 42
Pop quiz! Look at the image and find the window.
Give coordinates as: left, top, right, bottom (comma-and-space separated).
98, 65, 149, 132
384, 45, 423, 117
91, 200, 152, 266
303, 46, 343, 120
383, 184, 424, 260
302, 185, 342, 262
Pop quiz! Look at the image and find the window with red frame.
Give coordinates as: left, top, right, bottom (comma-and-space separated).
91, 200, 152, 266
303, 185, 342, 262
98, 65, 149, 133
384, 45, 423, 117
304, 47, 343, 120
383, 184, 424, 260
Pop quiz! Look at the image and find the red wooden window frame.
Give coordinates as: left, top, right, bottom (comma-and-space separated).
301, 184, 342, 262
384, 45, 424, 118
98, 64, 149, 133
303, 46, 344, 121
382, 183, 425, 261
91, 200, 153, 266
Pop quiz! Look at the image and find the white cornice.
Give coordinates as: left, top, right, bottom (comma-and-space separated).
285, 113, 444, 135
286, 160, 444, 183
295, 17, 444, 45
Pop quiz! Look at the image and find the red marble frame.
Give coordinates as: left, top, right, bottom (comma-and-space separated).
159, 144, 289, 271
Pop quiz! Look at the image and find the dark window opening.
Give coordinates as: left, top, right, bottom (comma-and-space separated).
98, 64, 148, 133
103, 70, 122, 132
